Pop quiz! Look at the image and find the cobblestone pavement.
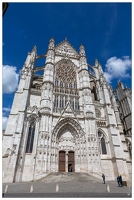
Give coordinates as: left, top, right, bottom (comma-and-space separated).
2, 172, 132, 198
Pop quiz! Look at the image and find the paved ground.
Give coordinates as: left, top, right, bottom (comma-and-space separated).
2, 172, 132, 198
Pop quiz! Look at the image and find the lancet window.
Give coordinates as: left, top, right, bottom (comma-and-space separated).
98, 132, 107, 155
26, 121, 35, 153
53, 60, 79, 113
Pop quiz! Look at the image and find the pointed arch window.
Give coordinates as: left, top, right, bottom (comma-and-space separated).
26, 122, 35, 153
101, 138, 107, 154
54, 59, 79, 112
98, 132, 107, 155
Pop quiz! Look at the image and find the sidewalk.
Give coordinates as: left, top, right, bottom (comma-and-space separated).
2, 172, 132, 198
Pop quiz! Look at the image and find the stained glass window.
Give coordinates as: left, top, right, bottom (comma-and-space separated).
26, 122, 35, 153
54, 60, 79, 112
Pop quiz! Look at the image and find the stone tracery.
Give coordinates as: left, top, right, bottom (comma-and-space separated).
53, 59, 79, 113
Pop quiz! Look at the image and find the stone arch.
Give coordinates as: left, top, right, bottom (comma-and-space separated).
26, 114, 39, 124
97, 128, 108, 155
55, 58, 77, 69
52, 118, 85, 139
97, 128, 108, 141
50, 118, 87, 173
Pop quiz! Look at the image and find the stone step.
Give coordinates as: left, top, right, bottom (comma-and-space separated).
38, 172, 105, 183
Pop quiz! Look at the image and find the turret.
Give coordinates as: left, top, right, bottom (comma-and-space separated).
40, 38, 55, 112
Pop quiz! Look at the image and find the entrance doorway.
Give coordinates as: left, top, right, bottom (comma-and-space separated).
58, 150, 75, 172
68, 151, 75, 172
59, 151, 65, 172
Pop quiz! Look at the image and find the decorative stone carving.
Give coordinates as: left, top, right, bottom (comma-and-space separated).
86, 111, 93, 118
80, 57, 87, 64
27, 105, 38, 113
41, 132, 49, 140
2, 148, 10, 158
39, 107, 51, 114
20, 68, 29, 80
45, 64, 54, 72
79, 44, 86, 56
95, 109, 101, 118
96, 121, 106, 127
3, 145, 17, 157
88, 135, 97, 142
52, 118, 85, 139
47, 50, 54, 57
55, 41, 79, 58
26, 113, 40, 123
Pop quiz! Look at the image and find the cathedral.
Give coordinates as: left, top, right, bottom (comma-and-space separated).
2, 38, 131, 184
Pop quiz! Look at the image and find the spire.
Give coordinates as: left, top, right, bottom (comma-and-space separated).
79, 44, 86, 56
95, 59, 99, 67
31, 45, 37, 52
48, 37, 55, 50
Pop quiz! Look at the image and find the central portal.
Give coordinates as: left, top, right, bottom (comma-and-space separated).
59, 151, 75, 172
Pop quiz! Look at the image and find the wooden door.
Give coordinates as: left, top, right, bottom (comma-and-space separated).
59, 151, 65, 172
68, 151, 75, 172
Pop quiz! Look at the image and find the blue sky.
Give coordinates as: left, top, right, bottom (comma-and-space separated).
2, 2, 132, 130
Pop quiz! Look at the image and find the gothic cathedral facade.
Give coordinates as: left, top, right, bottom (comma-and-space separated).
2, 39, 131, 183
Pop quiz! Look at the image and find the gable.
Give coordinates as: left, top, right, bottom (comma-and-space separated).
55, 40, 79, 58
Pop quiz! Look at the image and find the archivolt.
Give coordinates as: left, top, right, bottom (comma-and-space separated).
26, 113, 39, 124
52, 118, 85, 139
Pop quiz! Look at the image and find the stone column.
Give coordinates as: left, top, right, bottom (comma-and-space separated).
66, 151, 68, 172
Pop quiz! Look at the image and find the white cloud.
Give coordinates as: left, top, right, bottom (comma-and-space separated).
2, 65, 19, 94
2, 116, 8, 130
2, 107, 10, 130
3, 107, 11, 112
104, 56, 131, 83
103, 72, 112, 83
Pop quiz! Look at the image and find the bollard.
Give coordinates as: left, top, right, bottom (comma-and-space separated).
56, 184, 59, 192
4, 185, 8, 193
106, 184, 110, 192
30, 185, 33, 193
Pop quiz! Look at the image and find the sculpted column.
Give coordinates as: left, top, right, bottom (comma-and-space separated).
66, 151, 68, 172
39, 38, 55, 173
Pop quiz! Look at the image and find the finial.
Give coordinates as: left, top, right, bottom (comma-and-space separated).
95, 59, 99, 67
32, 45, 37, 52
49, 37, 55, 42
49, 37, 55, 49
79, 43, 85, 56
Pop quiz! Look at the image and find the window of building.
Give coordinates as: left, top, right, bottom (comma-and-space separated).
91, 86, 98, 101
54, 60, 79, 112
26, 122, 35, 153
98, 132, 107, 155
101, 138, 107, 154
